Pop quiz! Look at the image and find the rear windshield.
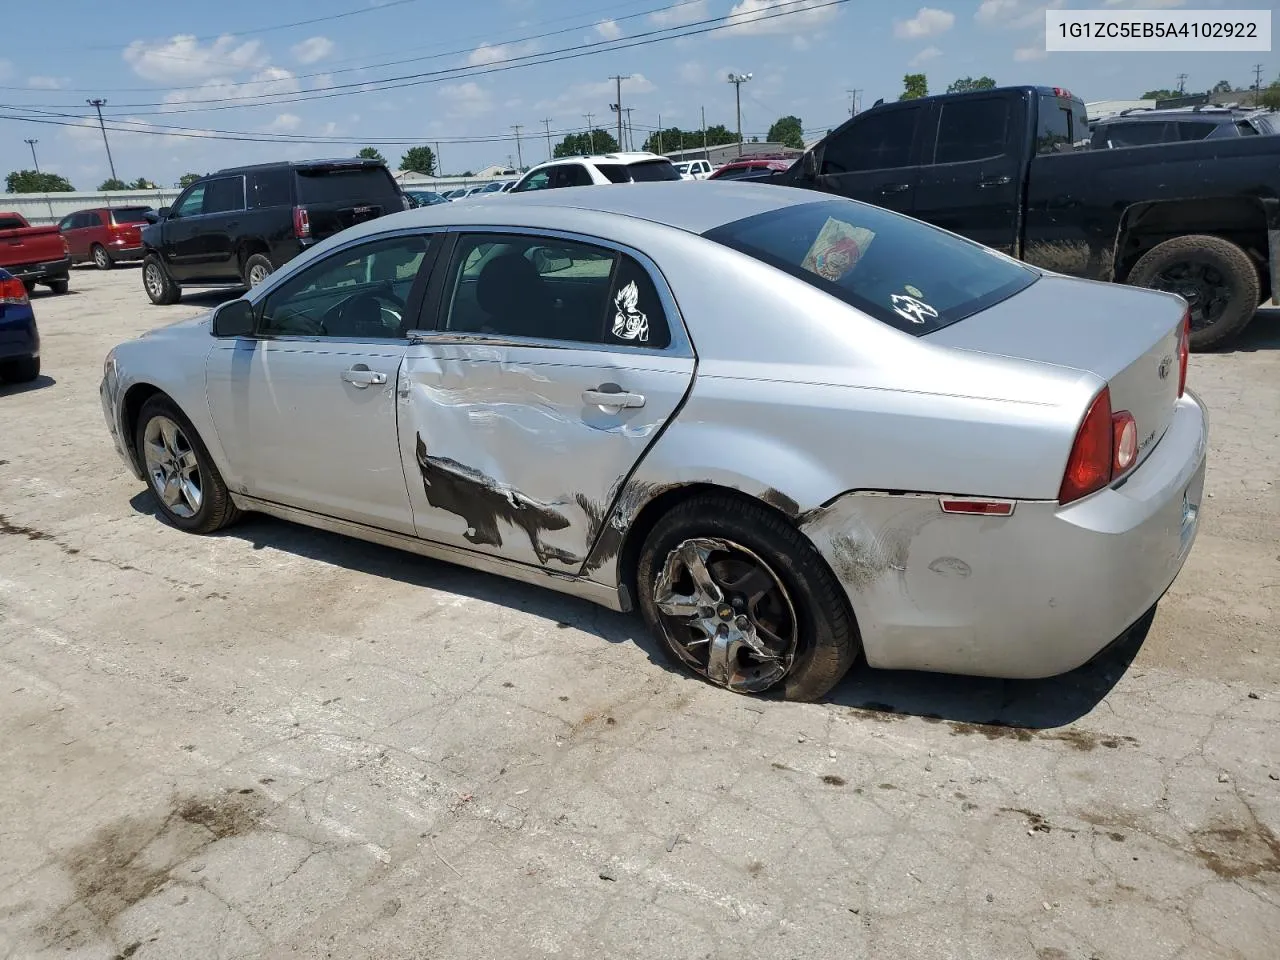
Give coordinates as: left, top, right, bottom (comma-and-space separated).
703, 198, 1038, 336
295, 166, 399, 204
111, 207, 153, 224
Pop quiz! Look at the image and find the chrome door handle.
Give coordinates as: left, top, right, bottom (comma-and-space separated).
342, 366, 386, 388
582, 387, 646, 409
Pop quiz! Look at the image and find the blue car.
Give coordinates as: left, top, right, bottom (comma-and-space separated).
0, 267, 40, 383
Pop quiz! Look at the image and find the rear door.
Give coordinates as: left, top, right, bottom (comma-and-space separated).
912, 91, 1025, 255
398, 229, 695, 573
294, 163, 400, 240
813, 102, 929, 215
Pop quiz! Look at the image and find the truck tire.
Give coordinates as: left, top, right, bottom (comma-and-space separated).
21, 279, 35, 295
47, 277, 69, 295
1125, 235, 1260, 351
0, 356, 40, 383
143, 257, 181, 305
243, 253, 274, 289
91, 244, 114, 270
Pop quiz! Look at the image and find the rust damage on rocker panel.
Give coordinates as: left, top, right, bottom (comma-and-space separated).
414, 433, 579, 565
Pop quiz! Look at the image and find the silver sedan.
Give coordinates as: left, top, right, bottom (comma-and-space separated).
101, 182, 1206, 700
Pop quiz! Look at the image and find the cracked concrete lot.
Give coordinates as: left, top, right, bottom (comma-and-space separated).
1, 267, 1278, 960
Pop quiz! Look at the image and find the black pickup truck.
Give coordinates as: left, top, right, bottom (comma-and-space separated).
776, 85, 1279, 349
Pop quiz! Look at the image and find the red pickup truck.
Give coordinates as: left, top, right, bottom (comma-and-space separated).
0, 212, 71, 295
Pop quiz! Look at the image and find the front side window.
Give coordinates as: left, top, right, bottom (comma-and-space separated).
58, 215, 76, 231
704, 198, 1037, 336
258, 235, 429, 338
443, 233, 671, 348
822, 106, 921, 173
935, 98, 1011, 164
174, 184, 206, 218
84, 212, 104, 227
514, 169, 552, 192
203, 176, 246, 215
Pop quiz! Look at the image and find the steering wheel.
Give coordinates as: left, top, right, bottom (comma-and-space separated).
319, 287, 406, 336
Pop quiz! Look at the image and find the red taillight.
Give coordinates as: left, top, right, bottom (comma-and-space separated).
0, 276, 29, 305
1053, 87, 1074, 99
939, 497, 1015, 516
1112, 411, 1137, 475
293, 206, 311, 239
1177, 310, 1189, 398
1059, 388, 1113, 504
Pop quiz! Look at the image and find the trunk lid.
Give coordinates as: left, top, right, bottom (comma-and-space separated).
929, 275, 1185, 470
294, 163, 401, 239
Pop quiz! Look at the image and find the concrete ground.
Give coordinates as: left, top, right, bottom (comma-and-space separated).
1, 265, 1277, 960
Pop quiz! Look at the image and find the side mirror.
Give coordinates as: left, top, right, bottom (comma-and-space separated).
212, 298, 255, 338
143, 211, 159, 223
158, 207, 171, 219
801, 151, 817, 180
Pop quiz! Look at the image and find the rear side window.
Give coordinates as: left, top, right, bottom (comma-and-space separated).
250, 167, 293, 208
555, 164, 594, 187
1092, 121, 1173, 148
597, 164, 632, 184
84, 212, 104, 227
1177, 121, 1220, 141
703, 198, 1037, 336
111, 208, 152, 224
295, 166, 399, 204
625, 160, 681, 182
1035, 95, 1086, 154
0, 216, 25, 230
822, 106, 921, 173
203, 176, 245, 214
934, 97, 1011, 163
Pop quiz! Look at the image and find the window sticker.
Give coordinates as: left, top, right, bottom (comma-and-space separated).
890, 293, 938, 325
801, 217, 876, 282
612, 280, 650, 342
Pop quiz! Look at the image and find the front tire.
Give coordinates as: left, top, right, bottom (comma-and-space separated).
0, 356, 40, 383
636, 493, 860, 701
91, 244, 113, 270
135, 396, 239, 534
143, 257, 180, 305
1126, 235, 1260, 351
243, 253, 274, 289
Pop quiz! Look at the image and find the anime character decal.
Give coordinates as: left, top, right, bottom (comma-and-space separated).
612, 280, 649, 342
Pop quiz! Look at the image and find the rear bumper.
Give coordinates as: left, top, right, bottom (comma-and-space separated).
801, 390, 1208, 678
6, 258, 70, 281
106, 241, 146, 260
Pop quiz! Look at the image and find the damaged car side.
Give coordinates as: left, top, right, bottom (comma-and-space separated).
102, 183, 1206, 701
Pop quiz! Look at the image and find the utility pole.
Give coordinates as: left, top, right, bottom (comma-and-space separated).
622, 108, 634, 150
609, 74, 626, 149
435, 141, 442, 177
582, 113, 595, 153
510, 124, 524, 170
1254, 63, 1265, 102
701, 105, 708, 161
846, 88, 861, 116
541, 118, 553, 160
656, 113, 662, 155
24, 138, 40, 172
86, 98, 118, 183
727, 73, 752, 157
1176, 72, 1188, 94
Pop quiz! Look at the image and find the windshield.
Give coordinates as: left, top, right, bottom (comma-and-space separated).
111, 207, 154, 224
295, 166, 399, 204
703, 198, 1038, 336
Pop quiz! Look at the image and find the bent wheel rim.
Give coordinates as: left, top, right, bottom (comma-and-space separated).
653, 537, 798, 694
142, 416, 203, 518
1151, 260, 1231, 332
144, 264, 164, 299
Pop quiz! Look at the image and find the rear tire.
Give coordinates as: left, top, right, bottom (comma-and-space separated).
47, 277, 69, 295
134, 395, 239, 534
0, 356, 40, 383
91, 244, 113, 270
243, 253, 274, 289
636, 492, 860, 701
1126, 234, 1260, 351
143, 256, 181, 305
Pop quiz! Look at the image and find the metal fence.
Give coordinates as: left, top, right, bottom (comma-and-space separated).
0, 189, 182, 226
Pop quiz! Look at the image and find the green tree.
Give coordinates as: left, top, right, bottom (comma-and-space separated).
1259, 81, 1280, 110
358, 146, 386, 163
900, 73, 928, 101
642, 126, 692, 153
1210, 79, 1233, 95
946, 76, 996, 94
5, 170, 74, 193
99, 178, 129, 191
178, 172, 203, 188
553, 129, 620, 158
130, 177, 158, 189
702, 124, 741, 147
399, 145, 437, 175
1140, 89, 1180, 100
767, 115, 804, 149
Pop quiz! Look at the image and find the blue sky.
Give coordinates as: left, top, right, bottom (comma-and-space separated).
0, 0, 1273, 187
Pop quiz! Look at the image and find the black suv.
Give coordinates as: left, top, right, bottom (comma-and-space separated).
1088, 106, 1277, 149
141, 158, 406, 305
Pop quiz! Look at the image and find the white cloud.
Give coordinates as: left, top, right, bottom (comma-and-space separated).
265, 113, 302, 132
595, 19, 623, 40
439, 81, 494, 117
122, 34, 267, 83
678, 62, 705, 84
976, 0, 1066, 30
976, 0, 1019, 23
291, 36, 335, 65
27, 76, 67, 90
467, 41, 538, 66
160, 66, 301, 110
909, 45, 944, 67
725, 0, 839, 36
1014, 44, 1048, 61
0, 59, 13, 81
650, 0, 710, 27
894, 7, 956, 39
1104, 0, 1186, 7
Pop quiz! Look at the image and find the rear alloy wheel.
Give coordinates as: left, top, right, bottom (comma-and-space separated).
637, 493, 860, 701
1126, 234, 1260, 351
135, 396, 238, 534
91, 244, 113, 270
143, 257, 180, 305
243, 253, 274, 289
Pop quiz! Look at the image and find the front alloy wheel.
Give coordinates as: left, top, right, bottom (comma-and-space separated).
142, 415, 203, 518
653, 537, 798, 694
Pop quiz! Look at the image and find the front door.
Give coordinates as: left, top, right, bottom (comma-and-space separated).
398, 231, 695, 573
812, 102, 928, 215
161, 182, 208, 280
205, 232, 435, 533
911, 93, 1024, 255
